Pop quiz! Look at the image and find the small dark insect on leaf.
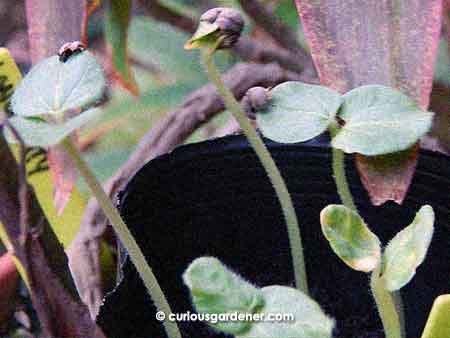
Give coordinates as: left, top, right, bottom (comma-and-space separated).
58, 41, 86, 63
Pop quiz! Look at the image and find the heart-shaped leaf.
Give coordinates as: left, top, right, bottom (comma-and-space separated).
239, 285, 334, 338
294, 0, 442, 205
257, 81, 342, 143
381, 205, 435, 291
320, 204, 381, 272
11, 51, 105, 117
183, 257, 265, 335
332, 85, 434, 155
5, 108, 101, 147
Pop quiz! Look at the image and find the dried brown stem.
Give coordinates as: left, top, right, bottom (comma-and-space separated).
237, 0, 302, 53
3, 120, 29, 245
138, 0, 198, 33
0, 132, 105, 337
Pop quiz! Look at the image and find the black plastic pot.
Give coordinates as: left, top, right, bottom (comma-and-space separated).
97, 134, 450, 338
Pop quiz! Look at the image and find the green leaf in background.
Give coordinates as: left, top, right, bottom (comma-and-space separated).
332, 85, 434, 155
320, 204, 381, 272
239, 286, 334, 338
433, 38, 450, 86
381, 205, 435, 291
5, 108, 102, 147
11, 52, 105, 117
421, 295, 450, 338
129, 17, 205, 81
257, 82, 341, 143
183, 257, 265, 335
274, 0, 299, 29
105, 0, 139, 96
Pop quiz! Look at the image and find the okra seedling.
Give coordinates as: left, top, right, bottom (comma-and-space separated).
186, 8, 309, 294
320, 204, 435, 338
252, 81, 434, 212
3, 46, 181, 338
183, 257, 335, 338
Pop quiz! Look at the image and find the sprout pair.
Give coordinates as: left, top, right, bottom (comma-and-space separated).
320, 204, 435, 338
184, 257, 335, 338
183, 205, 436, 338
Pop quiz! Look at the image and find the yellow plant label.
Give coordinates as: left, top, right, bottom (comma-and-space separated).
0, 48, 22, 111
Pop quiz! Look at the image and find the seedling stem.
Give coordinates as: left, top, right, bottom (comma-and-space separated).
370, 264, 402, 338
62, 138, 182, 338
201, 46, 309, 295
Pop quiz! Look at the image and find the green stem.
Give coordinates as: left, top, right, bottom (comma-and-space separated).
393, 290, 406, 337
201, 48, 308, 294
62, 138, 182, 338
329, 125, 357, 211
370, 265, 402, 338
329, 125, 405, 337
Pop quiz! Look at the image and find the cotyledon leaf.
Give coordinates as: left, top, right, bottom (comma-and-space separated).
421, 295, 450, 338
183, 256, 265, 335
184, 257, 334, 338
257, 81, 342, 143
294, 1, 442, 205
5, 108, 102, 147
381, 205, 435, 291
332, 85, 434, 155
11, 51, 106, 117
332, 105, 434, 156
320, 204, 381, 272
239, 285, 334, 338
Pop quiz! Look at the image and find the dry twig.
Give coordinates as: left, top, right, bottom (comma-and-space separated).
237, 0, 302, 53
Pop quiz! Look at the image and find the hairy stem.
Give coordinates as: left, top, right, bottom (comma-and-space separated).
201, 48, 308, 294
370, 265, 402, 338
62, 138, 181, 338
329, 125, 357, 211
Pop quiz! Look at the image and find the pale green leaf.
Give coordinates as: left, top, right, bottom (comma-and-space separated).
340, 85, 419, 117
129, 17, 204, 80
333, 85, 434, 155
257, 81, 341, 143
382, 205, 435, 291
5, 108, 102, 147
11, 52, 106, 117
183, 257, 265, 335
239, 286, 334, 338
421, 295, 450, 338
320, 205, 381, 272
